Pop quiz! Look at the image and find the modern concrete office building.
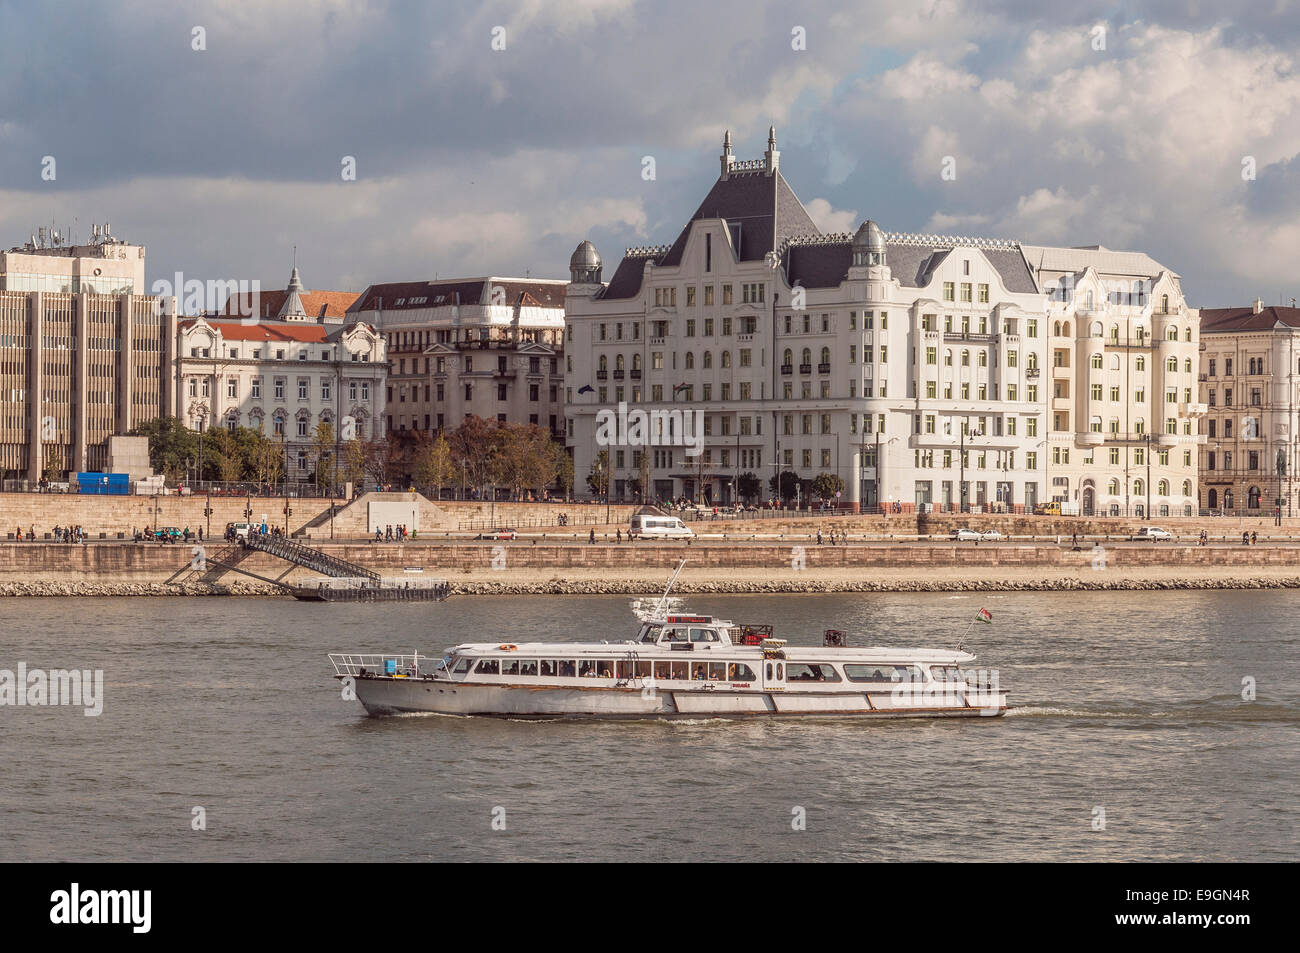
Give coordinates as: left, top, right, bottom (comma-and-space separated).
0, 230, 174, 483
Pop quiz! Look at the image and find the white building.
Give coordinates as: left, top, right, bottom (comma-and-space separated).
175, 265, 386, 481
348, 277, 566, 437
565, 130, 1049, 511
1026, 246, 1203, 517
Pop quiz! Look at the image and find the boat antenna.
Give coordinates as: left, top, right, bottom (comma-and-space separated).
653, 558, 687, 618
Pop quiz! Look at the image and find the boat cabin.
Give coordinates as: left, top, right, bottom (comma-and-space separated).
637, 614, 733, 646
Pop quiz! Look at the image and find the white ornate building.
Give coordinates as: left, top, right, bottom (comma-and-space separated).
347, 277, 566, 437
175, 265, 386, 481
565, 130, 1051, 510
1027, 246, 1203, 517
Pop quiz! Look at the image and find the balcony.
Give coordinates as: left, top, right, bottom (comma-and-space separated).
1079, 431, 1104, 446
817, 363, 831, 374
1183, 401, 1208, 416
1158, 433, 1179, 448
596, 370, 608, 381
1105, 337, 1156, 349
630, 369, 641, 380
613, 369, 625, 380
1026, 367, 1041, 379
799, 363, 812, 374
780, 364, 793, 375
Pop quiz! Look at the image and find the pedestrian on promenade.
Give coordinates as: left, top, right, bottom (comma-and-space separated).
198, 527, 203, 543
589, 528, 596, 544
1242, 531, 1249, 546
616, 528, 622, 542
816, 529, 823, 545
1251, 531, 1257, 545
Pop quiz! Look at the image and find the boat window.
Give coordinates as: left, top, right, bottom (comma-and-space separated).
930, 665, 963, 681
578, 660, 596, 677
518, 660, 538, 676
844, 664, 920, 683
727, 663, 756, 681
672, 661, 689, 680
689, 627, 717, 642
641, 625, 662, 643
765, 662, 773, 680
503, 659, 519, 675
452, 657, 472, 674
540, 660, 557, 677
786, 663, 842, 682
707, 662, 726, 680
475, 659, 499, 675
776, 663, 784, 679
596, 660, 614, 678
654, 660, 672, 680
661, 627, 686, 642
691, 663, 708, 680
558, 660, 576, 677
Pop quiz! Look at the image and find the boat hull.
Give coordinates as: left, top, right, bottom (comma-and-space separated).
349, 676, 1008, 719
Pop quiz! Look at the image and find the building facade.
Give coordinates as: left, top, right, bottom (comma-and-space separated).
175, 266, 385, 481
0, 231, 174, 482
565, 130, 1050, 510
1026, 246, 1203, 517
1197, 301, 1300, 516
348, 277, 566, 437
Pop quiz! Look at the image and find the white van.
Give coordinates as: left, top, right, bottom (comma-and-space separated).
628, 515, 695, 539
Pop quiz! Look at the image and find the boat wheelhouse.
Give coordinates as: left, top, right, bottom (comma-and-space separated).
329, 612, 1008, 719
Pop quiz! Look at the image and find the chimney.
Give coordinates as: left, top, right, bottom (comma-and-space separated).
765, 125, 780, 174
1253, 297, 1264, 314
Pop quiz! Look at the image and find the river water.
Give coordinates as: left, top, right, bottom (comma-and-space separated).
2, 591, 1297, 862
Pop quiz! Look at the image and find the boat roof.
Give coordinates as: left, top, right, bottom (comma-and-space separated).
445, 642, 976, 663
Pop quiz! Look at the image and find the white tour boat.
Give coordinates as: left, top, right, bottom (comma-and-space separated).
328, 574, 1008, 720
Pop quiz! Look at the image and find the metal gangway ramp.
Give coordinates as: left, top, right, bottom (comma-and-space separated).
242, 534, 381, 581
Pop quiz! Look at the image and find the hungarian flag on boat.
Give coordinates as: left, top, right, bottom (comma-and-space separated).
975, 608, 992, 624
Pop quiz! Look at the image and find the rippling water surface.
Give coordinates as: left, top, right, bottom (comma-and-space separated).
2, 591, 1297, 862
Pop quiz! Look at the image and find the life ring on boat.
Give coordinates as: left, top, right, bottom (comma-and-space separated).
498, 644, 518, 651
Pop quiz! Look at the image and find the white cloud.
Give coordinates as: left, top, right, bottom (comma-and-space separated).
805, 198, 859, 234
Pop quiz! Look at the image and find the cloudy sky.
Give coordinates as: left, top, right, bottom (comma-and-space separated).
3, 0, 1300, 307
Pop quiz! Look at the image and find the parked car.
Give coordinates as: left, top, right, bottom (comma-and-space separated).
225, 522, 253, 541
1130, 526, 1172, 541
1034, 501, 1061, 516
157, 526, 182, 542
476, 528, 518, 540
951, 528, 1003, 541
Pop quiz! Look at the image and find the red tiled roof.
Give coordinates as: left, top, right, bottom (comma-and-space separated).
218, 289, 359, 319
180, 319, 329, 342
1199, 306, 1300, 333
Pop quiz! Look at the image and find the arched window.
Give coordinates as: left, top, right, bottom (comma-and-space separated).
1161, 294, 1169, 313
1166, 356, 1178, 372
961, 350, 970, 366
1027, 352, 1038, 370
721, 351, 732, 368
1158, 479, 1169, 496
801, 348, 812, 365
820, 346, 830, 366
599, 354, 607, 371
1063, 321, 1071, 337
1110, 354, 1120, 370
632, 353, 642, 370
782, 348, 792, 367
1107, 478, 1120, 495
1136, 355, 1146, 371
702, 352, 711, 369
1224, 490, 1234, 510
1090, 353, 1103, 369
684, 352, 694, 369
1208, 489, 1218, 509
1182, 480, 1191, 497
616, 354, 625, 370
1166, 325, 1178, 341
1109, 324, 1119, 342
1089, 321, 1102, 337
1135, 417, 1145, 434
978, 351, 987, 367
945, 349, 953, 366
1086, 290, 1095, 309
1133, 478, 1144, 495
1184, 358, 1192, 373
1248, 486, 1261, 509
1053, 321, 1061, 336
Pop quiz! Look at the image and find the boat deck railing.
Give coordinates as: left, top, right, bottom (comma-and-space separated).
308, 575, 449, 591
329, 653, 437, 678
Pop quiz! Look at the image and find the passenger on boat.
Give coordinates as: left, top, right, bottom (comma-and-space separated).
693, 665, 706, 680
579, 661, 596, 677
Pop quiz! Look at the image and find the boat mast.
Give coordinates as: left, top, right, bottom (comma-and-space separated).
652, 559, 688, 619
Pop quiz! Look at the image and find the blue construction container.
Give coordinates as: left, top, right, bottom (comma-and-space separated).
76, 472, 130, 495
